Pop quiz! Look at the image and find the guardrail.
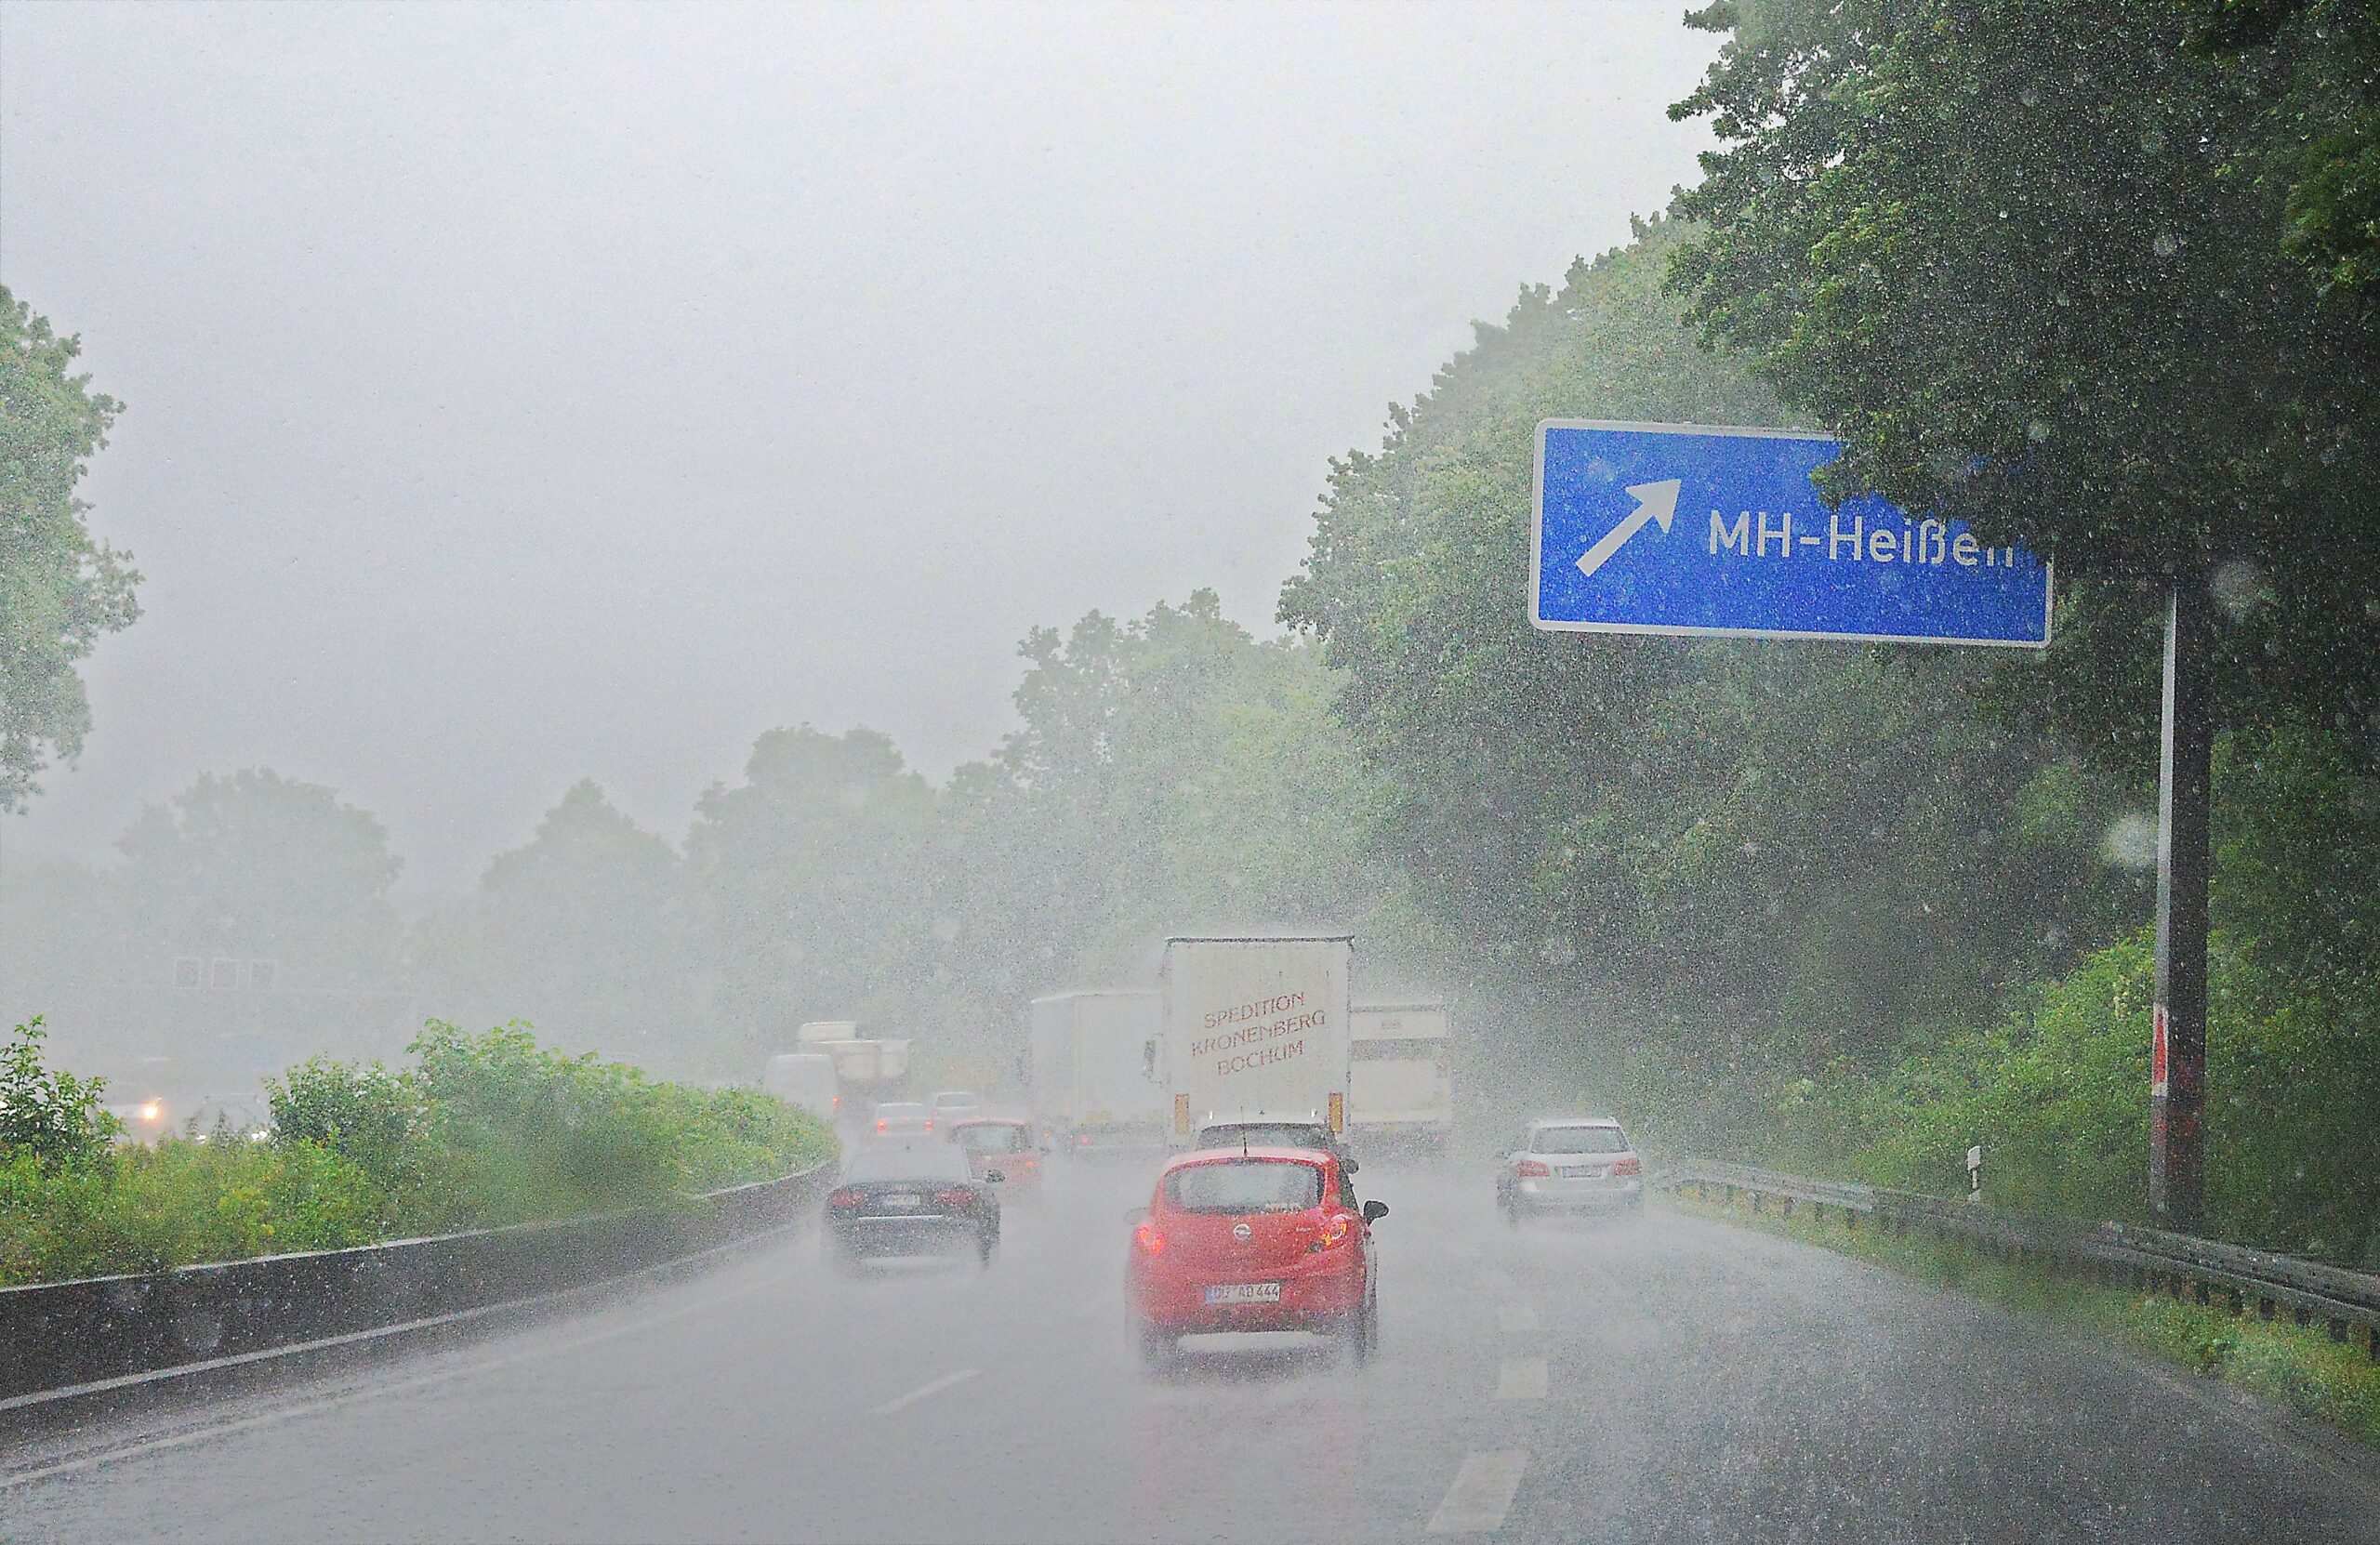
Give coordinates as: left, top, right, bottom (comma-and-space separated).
1659, 1161, 2380, 1361
0, 1161, 833, 1410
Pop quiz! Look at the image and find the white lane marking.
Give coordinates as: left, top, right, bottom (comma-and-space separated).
0, 1258, 811, 1492
1426, 1449, 1529, 1535
871, 1367, 980, 1416
1497, 1302, 1540, 1333
1495, 1356, 1548, 1400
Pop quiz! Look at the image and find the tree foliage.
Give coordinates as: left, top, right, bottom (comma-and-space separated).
1280, 220, 2129, 1096
1668, 0, 2380, 760
0, 287, 139, 811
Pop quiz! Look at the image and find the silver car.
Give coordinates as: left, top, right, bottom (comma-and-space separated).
1497, 1118, 1643, 1221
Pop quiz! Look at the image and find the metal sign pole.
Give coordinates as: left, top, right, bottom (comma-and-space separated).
2149, 576, 2213, 1230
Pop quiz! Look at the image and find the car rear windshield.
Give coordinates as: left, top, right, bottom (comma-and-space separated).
1166, 1158, 1323, 1214
844, 1146, 970, 1182
876, 1103, 927, 1119
1200, 1124, 1329, 1151
1533, 1126, 1629, 1155
956, 1124, 1026, 1155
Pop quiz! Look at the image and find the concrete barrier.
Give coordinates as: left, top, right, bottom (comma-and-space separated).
0, 1163, 830, 1405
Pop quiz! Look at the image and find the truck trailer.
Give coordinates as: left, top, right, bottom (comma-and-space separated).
1348, 999, 1453, 1154
1157, 935, 1353, 1148
1027, 990, 1167, 1150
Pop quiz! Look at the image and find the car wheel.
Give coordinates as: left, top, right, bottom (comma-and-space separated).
1503, 1198, 1521, 1227
977, 1233, 997, 1268
1136, 1324, 1174, 1375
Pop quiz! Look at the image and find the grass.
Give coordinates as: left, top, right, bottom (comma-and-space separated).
1671, 1183, 2380, 1452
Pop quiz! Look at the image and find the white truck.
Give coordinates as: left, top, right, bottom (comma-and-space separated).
1027, 990, 1167, 1150
761, 1052, 840, 1123
1348, 999, 1454, 1154
797, 1020, 912, 1091
1157, 935, 1354, 1148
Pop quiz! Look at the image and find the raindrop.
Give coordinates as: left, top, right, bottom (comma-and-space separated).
2210, 560, 2270, 620
2027, 420, 2052, 443
2152, 232, 2177, 258
2102, 813, 2158, 870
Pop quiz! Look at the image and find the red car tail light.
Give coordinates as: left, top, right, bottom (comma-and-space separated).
1613, 1156, 1642, 1176
828, 1187, 863, 1207
1516, 1159, 1552, 1178
932, 1186, 972, 1207
1313, 1212, 1353, 1250
1133, 1222, 1166, 1255
876, 1119, 888, 1133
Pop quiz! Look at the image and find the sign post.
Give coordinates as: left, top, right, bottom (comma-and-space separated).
2149, 579, 2213, 1230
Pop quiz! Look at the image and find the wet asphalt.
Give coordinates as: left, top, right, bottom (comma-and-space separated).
5, 1158, 2377, 1543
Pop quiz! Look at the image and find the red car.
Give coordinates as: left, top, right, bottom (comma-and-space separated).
948, 1117, 1045, 1196
1126, 1146, 1386, 1371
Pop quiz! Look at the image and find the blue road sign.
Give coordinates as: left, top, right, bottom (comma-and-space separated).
1531, 420, 2051, 647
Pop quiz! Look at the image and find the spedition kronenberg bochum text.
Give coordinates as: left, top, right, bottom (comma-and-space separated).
1194, 993, 1327, 1077
1709, 508, 2025, 568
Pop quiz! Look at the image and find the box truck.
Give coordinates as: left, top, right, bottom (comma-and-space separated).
1027, 990, 1167, 1150
1157, 936, 1353, 1147
796, 1020, 911, 1091
1348, 999, 1453, 1153
761, 1051, 841, 1123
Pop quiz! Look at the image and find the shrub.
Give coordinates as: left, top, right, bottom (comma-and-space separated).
0, 1017, 117, 1167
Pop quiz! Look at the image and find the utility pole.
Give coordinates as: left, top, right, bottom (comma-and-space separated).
2149, 575, 2213, 1230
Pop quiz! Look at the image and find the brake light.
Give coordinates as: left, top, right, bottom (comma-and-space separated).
1315, 1212, 1352, 1249
877, 1119, 888, 1132
1613, 1156, 1641, 1177
831, 1095, 840, 1112
924, 1119, 933, 1131
1516, 1159, 1552, 1178
828, 1187, 863, 1207
1134, 1223, 1165, 1254
932, 1186, 972, 1207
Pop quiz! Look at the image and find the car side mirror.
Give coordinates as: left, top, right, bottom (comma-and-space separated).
1362, 1200, 1389, 1223
985, 1169, 1006, 1184
1124, 1206, 1149, 1225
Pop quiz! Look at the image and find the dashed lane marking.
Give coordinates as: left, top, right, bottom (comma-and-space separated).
1497, 1303, 1540, 1333
1494, 1356, 1548, 1400
1425, 1449, 1529, 1535
871, 1367, 981, 1416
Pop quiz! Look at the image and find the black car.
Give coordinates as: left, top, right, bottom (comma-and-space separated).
824, 1142, 1002, 1266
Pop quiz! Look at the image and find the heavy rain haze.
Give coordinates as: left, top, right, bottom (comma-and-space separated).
7, 4, 2380, 1541
0, 0, 1719, 891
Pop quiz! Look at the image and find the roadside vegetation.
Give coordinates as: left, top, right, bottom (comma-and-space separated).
0, 1017, 834, 1288
1673, 1184, 2380, 1453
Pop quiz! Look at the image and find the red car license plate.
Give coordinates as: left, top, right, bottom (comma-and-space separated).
1204, 1282, 1283, 1306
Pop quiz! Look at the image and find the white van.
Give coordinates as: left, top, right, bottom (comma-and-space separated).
762, 1052, 840, 1123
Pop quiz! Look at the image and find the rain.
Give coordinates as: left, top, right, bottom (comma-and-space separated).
3, 4, 2378, 1542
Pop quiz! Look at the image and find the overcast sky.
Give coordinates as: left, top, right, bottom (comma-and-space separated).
2, 1, 1720, 894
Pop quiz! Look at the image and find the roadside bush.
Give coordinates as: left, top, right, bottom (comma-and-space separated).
0, 1017, 117, 1166
0, 1019, 835, 1286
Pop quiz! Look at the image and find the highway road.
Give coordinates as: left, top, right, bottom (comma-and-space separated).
7, 1161, 2378, 1543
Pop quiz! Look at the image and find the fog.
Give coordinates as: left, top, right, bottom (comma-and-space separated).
2, 1, 1719, 894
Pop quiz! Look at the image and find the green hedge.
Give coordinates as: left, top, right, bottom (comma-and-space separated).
0, 1019, 836, 1287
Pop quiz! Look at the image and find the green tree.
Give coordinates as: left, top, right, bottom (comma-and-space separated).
686, 726, 939, 1050
1279, 219, 2133, 1123
113, 769, 404, 990
418, 781, 696, 1065
1667, 0, 2380, 763
0, 287, 140, 811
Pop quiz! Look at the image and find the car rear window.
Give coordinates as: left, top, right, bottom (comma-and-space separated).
1166, 1158, 1323, 1214
876, 1103, 927, 1119
845, 1146, 971, 1182
957, 1124, 1025, 1155
1533, 1125, 1629, 1155
1199, 1123, 1329, 1151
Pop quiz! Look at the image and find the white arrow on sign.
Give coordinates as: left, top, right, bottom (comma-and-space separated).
1573, 478, 1681, 579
